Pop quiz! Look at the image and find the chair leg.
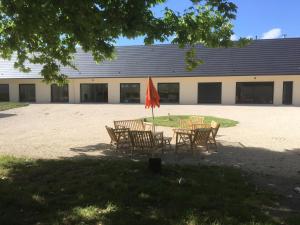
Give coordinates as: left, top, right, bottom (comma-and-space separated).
175, 134, 178, 154
130, 147, 133, 158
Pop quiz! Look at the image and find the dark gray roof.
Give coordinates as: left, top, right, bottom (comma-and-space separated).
1, 38, 300, 79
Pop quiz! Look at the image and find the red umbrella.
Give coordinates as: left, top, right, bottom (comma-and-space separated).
145, 77, 160, 132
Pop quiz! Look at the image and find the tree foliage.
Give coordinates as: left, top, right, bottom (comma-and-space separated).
0, 0, 246, 84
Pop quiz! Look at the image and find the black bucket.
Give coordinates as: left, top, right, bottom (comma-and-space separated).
148, 158, 162, 174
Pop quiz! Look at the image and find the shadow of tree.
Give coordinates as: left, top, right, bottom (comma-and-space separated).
0, 113, 16, 119
70, 143, 111, 152
0, 156, 282, 225
69, 141, 300, 179
66, 140, 300, 219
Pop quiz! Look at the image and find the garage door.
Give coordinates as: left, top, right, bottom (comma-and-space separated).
198, 82, 222, 104
120, 83, 140, 103
80, 84, 108, 103
158, 83, 179, 104
19, 84, 36, 102
0, 84, 9, 101
51, 84, 69, 103
236, 82, 274, 104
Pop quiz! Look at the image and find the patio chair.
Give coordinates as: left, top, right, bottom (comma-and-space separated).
114, 119, 153, 131
209, 121, 220, 148
129, 130, 164, 156
192, 128, 212, 151
173, 118, 206, 137
175, 128, 212, 152
105, 126, 131, 151
179, 119, 192, 129
191, 123, 211, 130
190, 116, 204, 124
172, 119, 192, 138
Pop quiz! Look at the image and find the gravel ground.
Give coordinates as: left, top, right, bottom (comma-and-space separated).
1, 104, 300, 178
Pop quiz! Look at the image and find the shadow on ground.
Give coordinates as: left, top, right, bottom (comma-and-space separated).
0, 155, 292, 225
68, 141, 300, 219
0, 113, 16, 119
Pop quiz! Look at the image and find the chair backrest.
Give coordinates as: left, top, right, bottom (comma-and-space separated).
129, 130, 155, 149
190, 116, 204, 124
179, 119, 192, 129
192, 128, 212, 146
114, 119, 145, 131
105, 126, 118, 143
191, 123, 211, 130
210, 121, 220, 138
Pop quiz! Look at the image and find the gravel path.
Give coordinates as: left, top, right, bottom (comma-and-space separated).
1, 104, 300, 178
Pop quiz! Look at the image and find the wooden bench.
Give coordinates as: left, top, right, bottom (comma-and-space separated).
129, 130, 164, 156
105, 126, 131, 151
114, 119, 152, 131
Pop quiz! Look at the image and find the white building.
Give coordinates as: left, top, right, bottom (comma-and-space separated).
1, 38, 300, 105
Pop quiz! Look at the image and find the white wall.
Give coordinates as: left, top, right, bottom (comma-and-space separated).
1, 75, 300, 105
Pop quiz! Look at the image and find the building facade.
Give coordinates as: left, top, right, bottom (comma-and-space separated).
1, 38, 300, 105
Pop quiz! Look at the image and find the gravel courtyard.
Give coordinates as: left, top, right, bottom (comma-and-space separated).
1, 104, 300, 178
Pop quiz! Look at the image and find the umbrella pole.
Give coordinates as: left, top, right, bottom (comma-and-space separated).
151, 107, 155, 133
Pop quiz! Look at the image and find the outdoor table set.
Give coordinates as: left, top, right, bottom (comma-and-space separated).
105, 119, 172, 156
106, 118, 220, 156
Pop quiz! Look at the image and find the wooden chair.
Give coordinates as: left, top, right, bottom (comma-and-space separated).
179, 119, 192, 129
175, 128, 211, 152
209, 121, 220, 148
190, 116, 204, 124
129, 130, 163, 155
105, 126, 131, 151
114, 119, 153, 131
173, 117, 205, 136
172, 119, 192, 138
192, 128, 212, 151
191, 123, 211, 130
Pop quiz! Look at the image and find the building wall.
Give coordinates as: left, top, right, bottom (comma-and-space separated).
1, 75, 300, 105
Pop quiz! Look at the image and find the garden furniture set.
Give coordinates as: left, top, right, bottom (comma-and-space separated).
106, 117, 220, 156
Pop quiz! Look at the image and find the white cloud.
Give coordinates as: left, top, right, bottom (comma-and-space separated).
262, 28, 282, 39
230, 34, 239, 41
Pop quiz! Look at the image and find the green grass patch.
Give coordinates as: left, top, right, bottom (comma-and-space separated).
0, 102, 28, 111
145, 115, 238, 128
0, 155, 282, 225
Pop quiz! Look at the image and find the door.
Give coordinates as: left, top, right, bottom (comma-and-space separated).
158, 83, 180, 104
282, 81, 293, 105
236, 82, 274, 104
19, 84, 36, 102
80, 84, 108, 103
51, 84, 69, 103
0, 84, 9, 101
198, 82, 222, 104
120, 83, 140, 103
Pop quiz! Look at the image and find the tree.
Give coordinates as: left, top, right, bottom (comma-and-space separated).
0, 0, 246, 84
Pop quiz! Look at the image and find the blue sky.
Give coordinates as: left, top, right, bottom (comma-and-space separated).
116, 0, 300, 45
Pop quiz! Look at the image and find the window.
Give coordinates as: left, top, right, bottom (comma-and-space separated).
0, 84, 9, 101
120, 83, 140, 103
282, 81, 293, 105
51, 84, 69, 103
198, 82, 222, 104
158, 83, 179, 103
80, 84, 108, 103
19, 84, 36, 102
236, 82, 274, 104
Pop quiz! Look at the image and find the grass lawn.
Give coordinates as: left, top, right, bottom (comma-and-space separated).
145, 115, 238, 128
0, 102, 28, 111
0, 156, 284, 225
